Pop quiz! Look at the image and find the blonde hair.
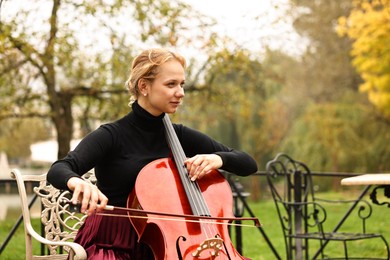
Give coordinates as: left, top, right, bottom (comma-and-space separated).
125, 48, 186, 105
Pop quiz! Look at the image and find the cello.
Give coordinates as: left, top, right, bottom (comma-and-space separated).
127, 114, 252, 259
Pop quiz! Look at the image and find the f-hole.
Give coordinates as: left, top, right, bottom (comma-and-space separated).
176, 236, 187, 260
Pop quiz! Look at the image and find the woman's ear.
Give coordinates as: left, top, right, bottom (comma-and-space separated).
138, 78, 149, 96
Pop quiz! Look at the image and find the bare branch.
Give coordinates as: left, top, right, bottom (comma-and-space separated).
7, 33, 45, 75
0, 58, 29, 75
45, 0, 60, 57
0, 112, 49, 120
64, 86, 127, 97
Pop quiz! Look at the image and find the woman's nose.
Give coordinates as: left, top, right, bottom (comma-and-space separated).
176, 86, 185, 97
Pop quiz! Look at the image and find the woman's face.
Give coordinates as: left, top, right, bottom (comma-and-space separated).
139, 60, 186, 116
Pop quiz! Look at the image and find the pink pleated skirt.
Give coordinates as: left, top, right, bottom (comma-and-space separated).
73, 209, 154, 259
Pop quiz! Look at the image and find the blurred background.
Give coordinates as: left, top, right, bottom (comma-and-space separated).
0, 0, 389, 199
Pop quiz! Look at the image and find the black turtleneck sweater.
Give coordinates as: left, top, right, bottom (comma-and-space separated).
47, 102, 258, 207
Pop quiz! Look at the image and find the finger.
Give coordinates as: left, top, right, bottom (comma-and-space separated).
88, 187, 99, 212
188, 160, 203, 180
188, 163, 199, 179
81, 186, 91, 213
196, 161, 214, 180
71, 185, 81, 205
97, 193, 108, 211
190, 159, 208, 181
185, 157, 197, 171
197, 165, 213, 179
193, 156, 205, 168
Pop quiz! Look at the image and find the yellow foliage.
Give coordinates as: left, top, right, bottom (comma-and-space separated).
337, 0, 390, 117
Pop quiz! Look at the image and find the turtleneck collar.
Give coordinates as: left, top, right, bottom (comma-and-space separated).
129, 101, 165, 131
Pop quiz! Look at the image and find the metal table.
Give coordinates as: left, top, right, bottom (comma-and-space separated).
341, 174, 390, 207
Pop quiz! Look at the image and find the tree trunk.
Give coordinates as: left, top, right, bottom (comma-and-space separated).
51, 94, 73, 160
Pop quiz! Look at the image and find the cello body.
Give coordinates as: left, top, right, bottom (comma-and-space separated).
127, 157, 247, 260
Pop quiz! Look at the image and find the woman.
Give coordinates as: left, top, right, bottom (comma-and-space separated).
47, 48, 258, 259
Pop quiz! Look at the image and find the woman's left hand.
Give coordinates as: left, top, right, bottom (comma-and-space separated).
184, 154, 223, 181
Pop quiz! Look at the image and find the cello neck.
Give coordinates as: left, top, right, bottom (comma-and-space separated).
162, 114, 211, 217
162, 114, 187, 166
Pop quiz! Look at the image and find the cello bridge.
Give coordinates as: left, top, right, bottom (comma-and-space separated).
192, 237, 224, 258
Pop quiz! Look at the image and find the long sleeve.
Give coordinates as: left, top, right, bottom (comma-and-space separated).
177, 124, 258, 176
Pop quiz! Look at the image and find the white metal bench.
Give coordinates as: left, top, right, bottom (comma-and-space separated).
11, 168, 94, 260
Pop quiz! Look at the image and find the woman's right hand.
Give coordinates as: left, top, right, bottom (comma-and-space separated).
67, 177, 108, 215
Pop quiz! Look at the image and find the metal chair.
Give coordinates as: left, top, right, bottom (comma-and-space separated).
10, 169, 92, 260
266, 153, 389, 260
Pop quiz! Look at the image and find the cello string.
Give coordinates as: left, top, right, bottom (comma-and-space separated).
163, 115, 217, 240
163, 115, 210, 217
170, 139, 217, 240
164, 122, 216, 242
172, 134, 210, 216
163, 116, 215, 222
164, 115, 211, 217
170, 138, 218, 238
173, 134, 222, 243
163, 114, 235, 250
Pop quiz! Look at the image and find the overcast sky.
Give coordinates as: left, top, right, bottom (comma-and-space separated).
182, 0, 304, 55
0, 0, 304, 58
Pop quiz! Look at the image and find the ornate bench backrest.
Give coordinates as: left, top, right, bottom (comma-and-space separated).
36, 172, 95, 253
11, 169, 93, 258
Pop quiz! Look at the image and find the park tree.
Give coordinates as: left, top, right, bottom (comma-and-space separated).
0, 0, 216, 159
279, 92, 390, 174
288, 0, 359, 102
0, 118, 50, 160
338, 0, 390, 119
260, 0, 390, 174
266, 0, 370, 172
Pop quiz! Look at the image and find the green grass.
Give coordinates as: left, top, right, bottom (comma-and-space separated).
0, 208, 38, 259
1, 191, 389, 259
